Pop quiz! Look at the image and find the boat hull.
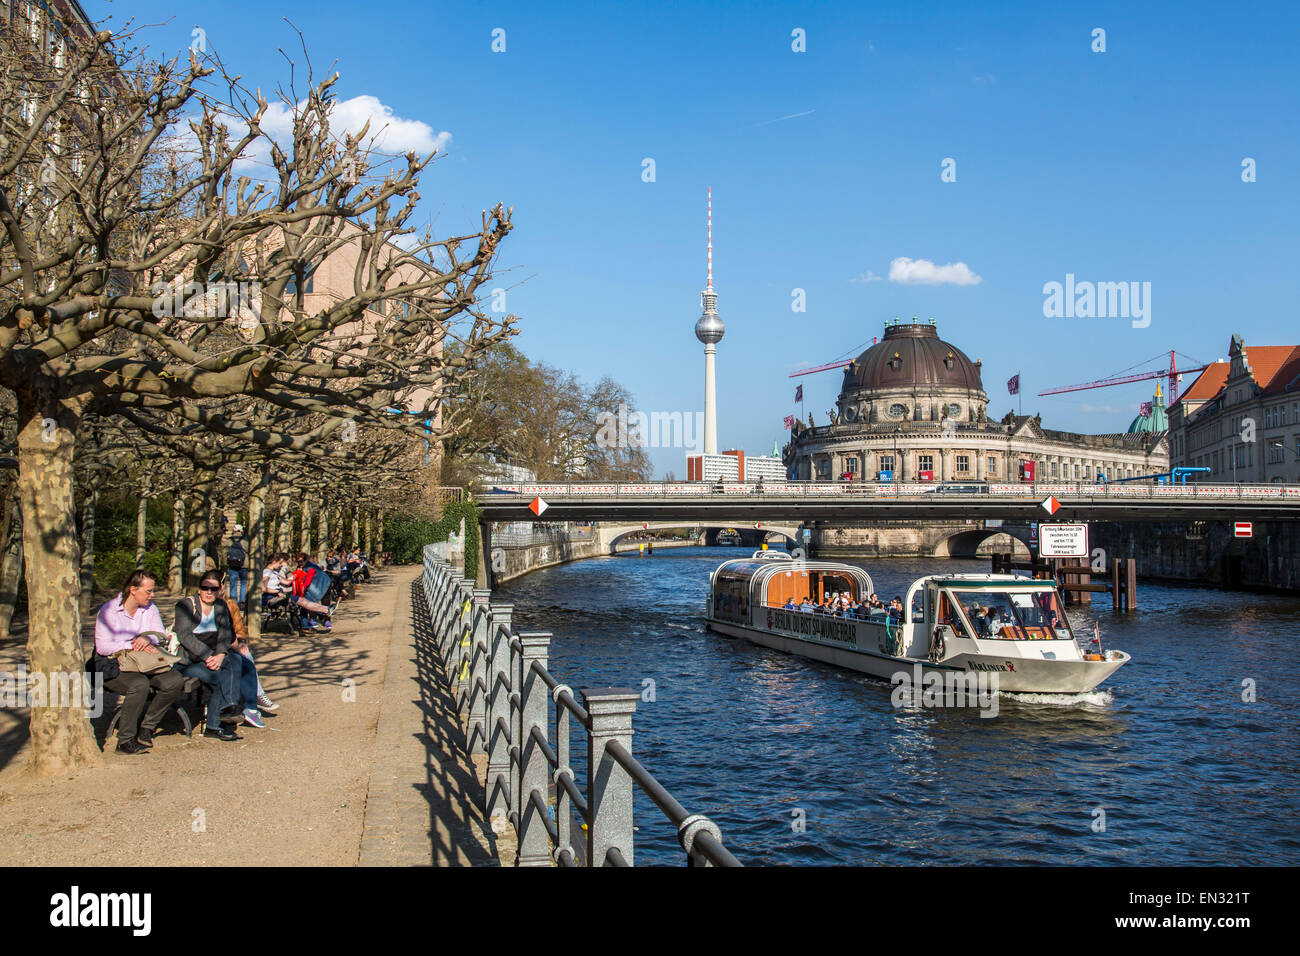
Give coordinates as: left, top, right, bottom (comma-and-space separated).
707, 618, 1128, 694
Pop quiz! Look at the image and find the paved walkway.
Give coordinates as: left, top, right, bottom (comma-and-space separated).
357, 575, 508, 865
0, 566, 505, 866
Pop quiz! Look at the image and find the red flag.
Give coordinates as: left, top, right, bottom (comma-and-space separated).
1007, 374, 1020, 395
795, 384, 803, 403
1140, 401, 1153, 416
783, 415, 795, 429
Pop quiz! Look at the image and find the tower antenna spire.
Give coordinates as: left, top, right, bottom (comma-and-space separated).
707, 186, 713, 291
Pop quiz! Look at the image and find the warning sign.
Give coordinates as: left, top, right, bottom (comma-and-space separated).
1039, 523, 1089, 559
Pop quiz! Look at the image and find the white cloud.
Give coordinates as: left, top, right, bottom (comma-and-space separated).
177, 95, 451, 177
850, 270, 882, 283
262, 95, 451, 156
888, 256, 982, 286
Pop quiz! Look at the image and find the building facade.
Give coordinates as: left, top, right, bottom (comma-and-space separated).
1169, 334, 1300, 484
784, 319, 1169, 486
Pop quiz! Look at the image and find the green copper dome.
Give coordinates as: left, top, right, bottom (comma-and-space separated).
1127, 386, 1169, 434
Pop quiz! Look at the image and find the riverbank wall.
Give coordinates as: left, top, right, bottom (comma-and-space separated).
1089, 520, 1300, 593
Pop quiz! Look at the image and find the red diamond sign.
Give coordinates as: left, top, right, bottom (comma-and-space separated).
1040, 495, 1061, 515
529, 496, 548, 516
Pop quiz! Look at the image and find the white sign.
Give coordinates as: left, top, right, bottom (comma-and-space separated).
1039, 523, 1088, 558
1234, 521, 1253, 538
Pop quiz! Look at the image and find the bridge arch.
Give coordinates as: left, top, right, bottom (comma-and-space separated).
600, 522, 801, 554
931, 526, 1033, 559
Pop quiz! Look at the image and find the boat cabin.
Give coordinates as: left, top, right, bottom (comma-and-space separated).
709, 559, 875, 625
908, 574, 1075, 642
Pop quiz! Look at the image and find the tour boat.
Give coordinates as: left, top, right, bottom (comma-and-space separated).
705, 554, 1129, 694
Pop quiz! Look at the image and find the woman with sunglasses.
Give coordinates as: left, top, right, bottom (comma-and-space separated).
173, 571, 246, 741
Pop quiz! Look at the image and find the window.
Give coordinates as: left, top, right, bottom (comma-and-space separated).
1050, 461, 1059, 477
987, 457, 996, 475
956, 455, 970, 473
889, 403, 907, 418
879, 455, 894, 473
846, 457, 858, 474
947, 403, 961, 418
918, 455, 933, 473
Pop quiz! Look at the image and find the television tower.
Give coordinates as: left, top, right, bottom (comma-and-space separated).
694, 187, 724, 455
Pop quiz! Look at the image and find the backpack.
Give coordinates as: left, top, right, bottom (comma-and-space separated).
227, 541, 246, 570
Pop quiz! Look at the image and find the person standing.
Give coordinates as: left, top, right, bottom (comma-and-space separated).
93, 570, 185, 755
226, 525, 248, 606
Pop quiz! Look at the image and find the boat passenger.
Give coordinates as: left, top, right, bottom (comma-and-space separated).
782, 597, 797, 610
972, 605, 992, 637
798, 598, 815, 613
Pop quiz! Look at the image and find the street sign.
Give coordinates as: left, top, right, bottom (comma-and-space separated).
1234, 521, 1253, 538
1041, 495, 1061, 515
1039, 523, 1089, 558
529, 496, 548, 516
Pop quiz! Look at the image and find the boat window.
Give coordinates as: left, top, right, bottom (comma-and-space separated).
937, 592, 973, 636
952, 589, 1071, 641
713, 568, 751, 623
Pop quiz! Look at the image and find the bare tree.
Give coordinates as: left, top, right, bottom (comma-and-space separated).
1, 26, 516, 772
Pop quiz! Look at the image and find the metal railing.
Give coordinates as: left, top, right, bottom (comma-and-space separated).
482, 479, 1300, 500
422, 546, 742, 867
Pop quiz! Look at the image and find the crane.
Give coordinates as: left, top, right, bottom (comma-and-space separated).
1037, 350, 1213, 404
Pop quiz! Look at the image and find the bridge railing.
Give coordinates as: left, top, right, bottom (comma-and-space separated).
484, 480, 1300, 499
422, 546, 742, 867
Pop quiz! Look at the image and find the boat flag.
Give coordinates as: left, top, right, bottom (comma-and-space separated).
795, 384, 803, 403
529, 496, 548, 516
783, 415, 795, 429
1007, 373, 1020, 395
1140, 401, 1153, 416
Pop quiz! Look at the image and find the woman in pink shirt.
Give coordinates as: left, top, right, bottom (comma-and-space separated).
93, 570, 184, 755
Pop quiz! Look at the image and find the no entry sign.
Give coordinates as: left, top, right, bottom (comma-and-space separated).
1039, 523, 1089, 559
1234, 522, 1253, 538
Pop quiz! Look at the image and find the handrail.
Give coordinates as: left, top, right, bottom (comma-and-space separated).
423, 545, 743, 867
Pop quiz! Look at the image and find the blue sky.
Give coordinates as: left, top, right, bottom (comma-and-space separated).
89, 0, 1299, 476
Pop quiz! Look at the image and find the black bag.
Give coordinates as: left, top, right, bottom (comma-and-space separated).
226, 541, 246, 570
87, 652, 121, 683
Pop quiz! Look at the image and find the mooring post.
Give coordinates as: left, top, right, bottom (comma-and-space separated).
1125, 557, 1138, 611
517, 632, 553, 866
486, 604, 514, 825
1112, 558, 1122, 611
584, 688, 638, 867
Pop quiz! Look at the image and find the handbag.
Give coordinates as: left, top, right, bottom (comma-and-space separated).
114, 631, 181, 674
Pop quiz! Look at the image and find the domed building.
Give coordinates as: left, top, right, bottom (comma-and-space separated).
784, 318, 1170, 556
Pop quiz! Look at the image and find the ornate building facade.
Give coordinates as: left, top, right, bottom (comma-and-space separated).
783, 319, 1170, 556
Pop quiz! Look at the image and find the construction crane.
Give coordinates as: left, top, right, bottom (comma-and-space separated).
1037, 350, 1213, 404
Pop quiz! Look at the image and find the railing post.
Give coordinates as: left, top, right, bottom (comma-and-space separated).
449, 577, 474, 679
486, 607, 514, 825
517, 632, 552, 866
467, 588, 492, 750
583, 687, 638, 867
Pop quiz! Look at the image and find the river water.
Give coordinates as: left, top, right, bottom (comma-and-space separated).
498, 546, 1300, 866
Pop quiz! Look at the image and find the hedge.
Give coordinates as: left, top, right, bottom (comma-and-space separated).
93, 549, 171, 595
382, 499, 480, 581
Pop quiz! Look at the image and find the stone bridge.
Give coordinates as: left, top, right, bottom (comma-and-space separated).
598, 522, 802, 554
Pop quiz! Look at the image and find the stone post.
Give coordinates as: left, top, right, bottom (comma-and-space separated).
486, 603, 514, 824
517, 633, 552, 866
584, 688, 638, 867
467, 588, 492, 745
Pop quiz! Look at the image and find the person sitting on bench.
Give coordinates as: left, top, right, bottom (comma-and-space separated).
173, 571, 246, 742
93, 570, 185, 755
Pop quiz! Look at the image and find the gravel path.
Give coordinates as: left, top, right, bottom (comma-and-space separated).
0, 566, 502, 866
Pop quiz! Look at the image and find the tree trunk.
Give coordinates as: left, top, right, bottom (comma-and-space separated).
299, 498, 313, 555
186, 461, 218, 585
318, 505, 329, 562
245, 464, 271, 640
351, 503, 360, 550
78, 482, 97, 618
278, 489, 292, 552
168, 493, 186, 592
135, 484, 149, 568
363, 510, 372, 557
0, 482, 25, 639
17, 382, 101, 773
377, 509, 385, 563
